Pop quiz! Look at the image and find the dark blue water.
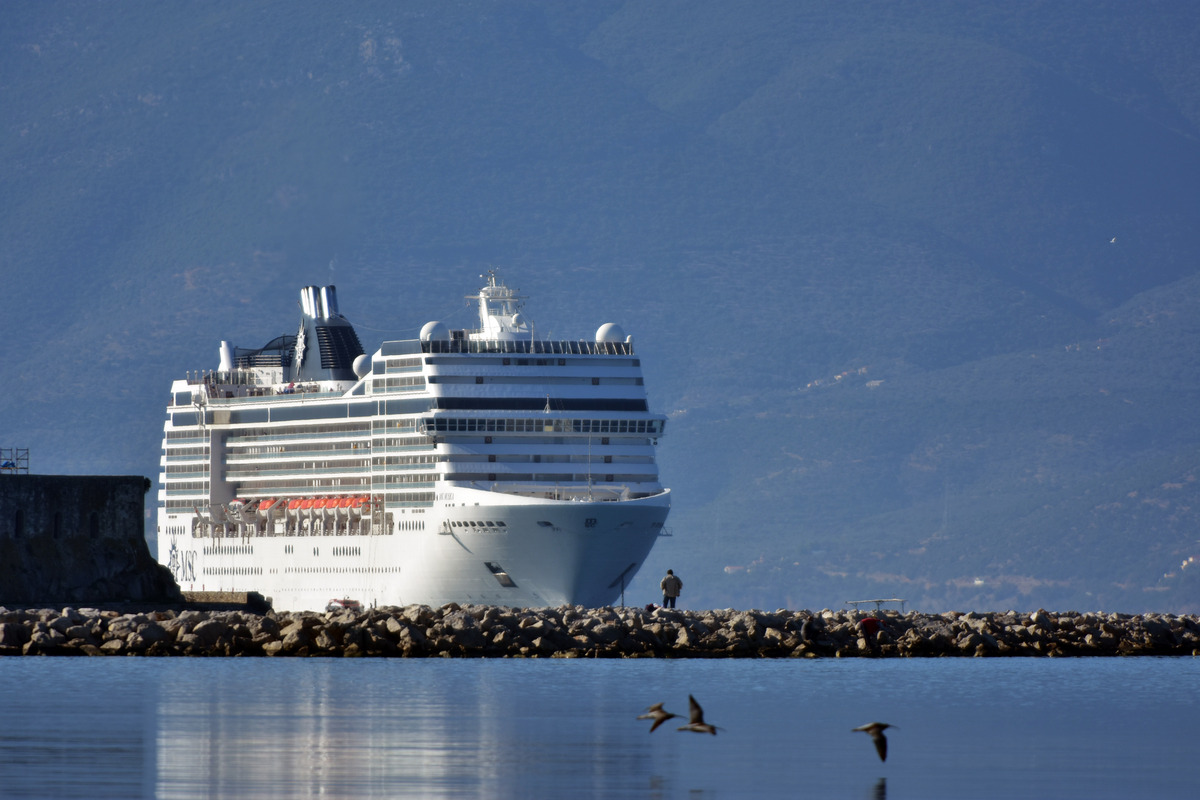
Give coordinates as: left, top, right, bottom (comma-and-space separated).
1, 656, 1196, 799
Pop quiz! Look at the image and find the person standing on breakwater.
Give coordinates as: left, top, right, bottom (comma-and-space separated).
660, 569, 683, 608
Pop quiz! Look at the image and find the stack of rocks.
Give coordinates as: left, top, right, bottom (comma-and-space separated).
2, 605, 1197, 658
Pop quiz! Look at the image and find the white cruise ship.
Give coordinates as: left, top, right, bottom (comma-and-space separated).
156, 273, 670, 611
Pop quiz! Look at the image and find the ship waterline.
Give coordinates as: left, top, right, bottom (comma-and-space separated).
157, 274, 670, 611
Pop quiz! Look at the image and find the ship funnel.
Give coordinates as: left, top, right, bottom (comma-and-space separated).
218, 341, 235, 372
300, 285, 342, 321
292, 285, 365, 382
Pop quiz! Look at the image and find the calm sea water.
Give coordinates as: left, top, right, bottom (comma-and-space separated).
0, 655, 1196, 799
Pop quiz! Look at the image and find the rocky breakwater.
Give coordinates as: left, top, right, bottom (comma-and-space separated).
2, 605, 1198, 658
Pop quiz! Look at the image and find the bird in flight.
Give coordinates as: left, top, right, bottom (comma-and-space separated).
852, 722, 895, 761
677, 695, 721, 735
637, 702, 679, 733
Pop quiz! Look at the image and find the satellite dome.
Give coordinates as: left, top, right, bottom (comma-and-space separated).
595, 323, 626, 343
352, 354, 371, 379
420, 320, 450, 342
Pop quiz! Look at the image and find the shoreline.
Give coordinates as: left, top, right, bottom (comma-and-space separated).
2, 604, 1198, 658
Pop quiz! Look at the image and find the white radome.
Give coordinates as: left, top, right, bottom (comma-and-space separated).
596, 322, 626, 343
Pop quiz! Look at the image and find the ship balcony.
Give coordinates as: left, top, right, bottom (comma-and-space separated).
163, 454, 212, 465
226, 429, 370, 445
163, 435, 209, 445
162, 470, 211, 480
369, 462, 441, 474
226, 465, 371, 480
419, 338, 635, 356
372, 443, 439, 454
183, 372, 352, 402
225, 449, 370, 463
370, 383, 428, 395
376, 480, 436, 491
438, 456, 658, 474
443, 469, 660, 485
451, 480, 663, 503
163, 487, 211, 497
226, 480, 370, 497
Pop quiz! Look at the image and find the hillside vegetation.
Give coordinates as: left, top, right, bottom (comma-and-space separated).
3, 1, 1199, 612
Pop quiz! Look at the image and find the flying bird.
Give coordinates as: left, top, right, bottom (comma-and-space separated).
852, 722, 895, 762
677, 694, 721, 735
637, 702, 679, 733
1110, 237, 1117, 244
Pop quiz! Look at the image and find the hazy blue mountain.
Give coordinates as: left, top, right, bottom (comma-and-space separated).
4, 1, 1199, 613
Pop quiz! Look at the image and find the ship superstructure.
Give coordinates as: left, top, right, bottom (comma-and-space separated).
156, 273, 670, 611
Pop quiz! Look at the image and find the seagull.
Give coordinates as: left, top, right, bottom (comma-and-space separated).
852, 722, 895, 762
677, 694, 721, 735
1110, 237, 1117, 244
637, 702, 679, 733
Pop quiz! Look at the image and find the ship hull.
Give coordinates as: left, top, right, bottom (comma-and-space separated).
158, 489, 669, 611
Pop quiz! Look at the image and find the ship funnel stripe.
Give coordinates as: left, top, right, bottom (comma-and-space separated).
321, 286, 339, 318
300, 286, 341, 320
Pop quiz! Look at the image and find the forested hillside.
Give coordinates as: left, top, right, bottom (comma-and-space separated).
4, 1, 1199, 612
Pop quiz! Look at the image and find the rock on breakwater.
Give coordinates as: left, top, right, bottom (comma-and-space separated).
2, 605, 1198, 658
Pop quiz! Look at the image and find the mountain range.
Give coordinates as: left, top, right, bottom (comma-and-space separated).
4, 1, 1199, 613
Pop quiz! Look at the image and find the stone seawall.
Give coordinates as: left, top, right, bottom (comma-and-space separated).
2, 605, 1198, 657
0, 475, 182, 606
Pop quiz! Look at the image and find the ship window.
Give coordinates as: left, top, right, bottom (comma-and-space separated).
476, 376, 483, 384
488, 455, 496, 462
592, 378, 600, 385
604, 455, 612, 463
